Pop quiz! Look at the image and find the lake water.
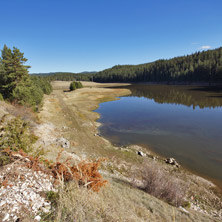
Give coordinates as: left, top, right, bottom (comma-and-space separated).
96, 85, 222, 187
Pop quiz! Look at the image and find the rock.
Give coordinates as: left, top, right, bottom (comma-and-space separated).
35, 215, 41, 221
179, 206, 189, 214
0, 160, 56, 222
137, 151, 145, 157
3, 213, 9, 221
165, 158, 180, 167
56, 137, 70, 149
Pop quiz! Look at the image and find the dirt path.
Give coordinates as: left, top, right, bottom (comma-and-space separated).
37, 81, 132, 160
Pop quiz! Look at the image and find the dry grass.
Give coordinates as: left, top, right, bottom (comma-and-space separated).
42, 180, 151, 222
42, 175, 217, 222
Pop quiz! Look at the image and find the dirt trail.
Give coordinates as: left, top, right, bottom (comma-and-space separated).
37, 81, 131, 160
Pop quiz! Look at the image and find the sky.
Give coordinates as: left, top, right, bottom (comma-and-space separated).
0, 0, 222, 73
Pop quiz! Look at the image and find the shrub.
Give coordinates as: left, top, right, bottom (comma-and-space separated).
69, 82, 76, 91
12, 81, 44, 109
76, 81, 83, 88
0, 154, 10, 166
69, 81, 83, 91
135, 161, 185, 207
0, 115, 37, 153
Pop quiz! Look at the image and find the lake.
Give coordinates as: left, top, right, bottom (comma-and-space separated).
95, 85, 222, 187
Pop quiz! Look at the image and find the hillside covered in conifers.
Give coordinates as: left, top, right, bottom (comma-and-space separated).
93, 47, 222, 83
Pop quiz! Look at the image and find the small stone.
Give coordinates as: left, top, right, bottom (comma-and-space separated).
179, 206, 189, 214
137, 151, 145, 157
34, 215, 41, 221
165, 157, 180, 167
0, 200, 6, 207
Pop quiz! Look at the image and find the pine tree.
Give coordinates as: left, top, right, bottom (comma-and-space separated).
0, 45, 30, 98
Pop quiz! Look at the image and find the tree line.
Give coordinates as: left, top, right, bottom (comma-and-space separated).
0, 45, 52, 110
93, 47, 222, 83
33, 72, 93, 82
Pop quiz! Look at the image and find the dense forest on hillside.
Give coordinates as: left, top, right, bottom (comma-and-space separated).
94, 47, 222, 83
0, 45, 52, 110
32, 72, 93, 81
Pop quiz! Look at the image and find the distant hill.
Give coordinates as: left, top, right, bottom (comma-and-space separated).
93, 47, 222, 83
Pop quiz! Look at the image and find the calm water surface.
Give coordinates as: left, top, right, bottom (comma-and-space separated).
95, 85, 222, 187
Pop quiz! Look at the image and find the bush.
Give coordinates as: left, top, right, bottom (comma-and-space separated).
0, 115, 37, 153
135, 161, 185, 207
69, 81, 83, 91
69, 82, 76, 91
0, 115, 38, 166
76, 81, 83, 88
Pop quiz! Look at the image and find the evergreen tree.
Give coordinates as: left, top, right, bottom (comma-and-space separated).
0, 45, 30, 98
0, 45, 52, 109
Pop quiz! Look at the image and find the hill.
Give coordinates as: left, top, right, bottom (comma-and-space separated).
93, 47, 222, 83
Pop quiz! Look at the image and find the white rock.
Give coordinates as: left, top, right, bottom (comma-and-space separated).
3, 213, 9, 221
34, 215, 41, 221
0, 200, 6, 207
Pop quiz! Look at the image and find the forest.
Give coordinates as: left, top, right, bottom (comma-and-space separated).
93, 47, 222, 83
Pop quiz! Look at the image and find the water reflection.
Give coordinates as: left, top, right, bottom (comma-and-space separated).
124, 85, 222, 109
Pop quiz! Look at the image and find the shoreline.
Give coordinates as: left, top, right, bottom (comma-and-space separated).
36, 81, 222, 220
52, 80, 221, 190
92, 84, 221, 190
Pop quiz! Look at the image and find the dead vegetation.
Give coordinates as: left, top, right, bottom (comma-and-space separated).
50, 150, 108, 192
133, 161, 186, 207
2, 148, 107, 192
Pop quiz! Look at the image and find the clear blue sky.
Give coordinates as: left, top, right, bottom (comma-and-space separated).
1, 0, 222, 73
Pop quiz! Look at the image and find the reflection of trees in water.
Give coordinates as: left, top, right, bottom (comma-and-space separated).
127, 85, 222, 109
